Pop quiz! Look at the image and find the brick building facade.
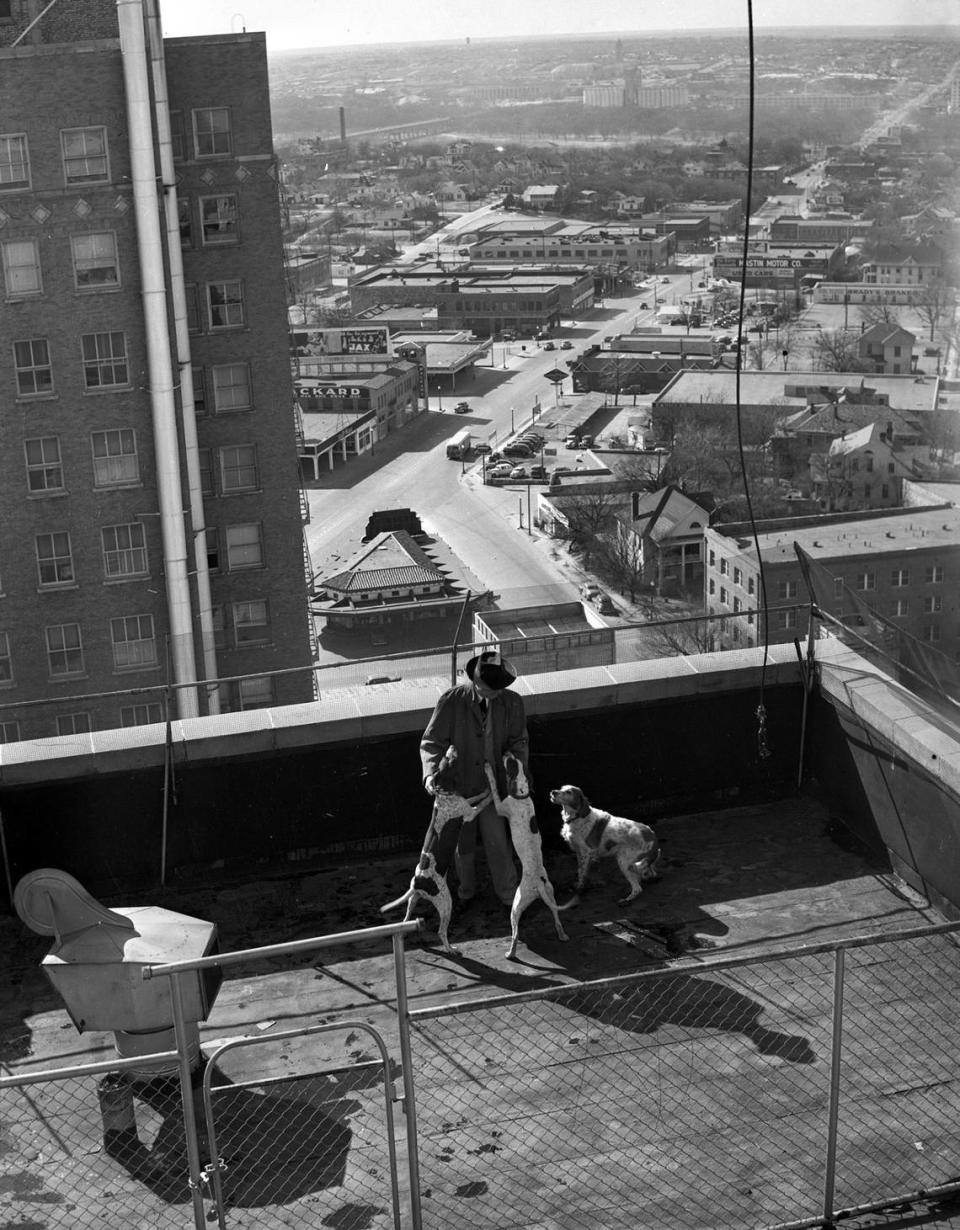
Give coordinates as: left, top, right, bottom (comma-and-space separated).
0, 1, 313, 740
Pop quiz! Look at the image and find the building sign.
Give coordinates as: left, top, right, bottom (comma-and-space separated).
715, 254, 824, 279
396, 344, 427, 398
292, 327, 391, 358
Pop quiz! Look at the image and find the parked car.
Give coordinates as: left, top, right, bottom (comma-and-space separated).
510, 465, 528, 479
365, 675, 401, 685
560, 340, 574, 350
543, 341, 556, 350
580, 583, 602, 601
639, 302, 649, 310
529, 465, 547, 480
454, 401, 471, 414
578, 435, 593, 449
519, 435, 544, 447
564, 434, 581, 448
503, 444, 533, 458
487, 464, 513, 479
596, 594, 617, 615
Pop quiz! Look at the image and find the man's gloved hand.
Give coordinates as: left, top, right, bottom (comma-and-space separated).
424, 774, 437, 796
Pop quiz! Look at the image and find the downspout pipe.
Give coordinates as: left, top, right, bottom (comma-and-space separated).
117, 0, 199, 718
143, 0, 220, 714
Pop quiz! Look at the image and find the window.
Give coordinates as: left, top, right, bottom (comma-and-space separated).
168, 111, 185, 161
71, 232, 119, 289
101, 523, 148, 579
777, 579, 798, 600
924, 595, 942, 613
211, 605, 227, 649
923, 623, 942, 643
121, 703, 163, 727
36, 532, 75, 587
0, 133, 29, 189
855, 571, 876, 591
46, 623, 84, 676
733, 597, 742, 613
193, 107, 232, 157
863, 484, 871, 498
2, 239, 41, 295
219, 444, 258, 492
0, 721, 20, 744
191, 366, 206, 416
212, 363, 251, 412
111, 614, 158, 670
238, 675, 274, 710
733, 567, 742, 586
924, 564, 944, 583
57, 712, 91, 735
185, 283, 201, 332
865, 456, 874, 473
14, 338, 53, 396
890, 568, 910, 587
178, 197, 193, 246
720, 558, 728, 575
198, 448, 214, 495
200, 194, 238, 244
0, 631, 12, 684
233, 599, 270, 646
881, 484, 889, 498
208, 280, 244, 328
61, 127, 108, 184
708, 578, 715, 595
747, 576, 755, 595
777, 609, 798, 629
719, 586, 727, 604
225, 523, 263, 571
205, 528, 220, 571
81, 332, 128, 388
25, 437, 64, 493
91, 428, 139, 487
891, 598, 909, 617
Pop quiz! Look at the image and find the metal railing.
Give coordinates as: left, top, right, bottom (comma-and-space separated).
4, 918, 960, 1229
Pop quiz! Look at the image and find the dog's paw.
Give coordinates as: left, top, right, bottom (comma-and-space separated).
619, 891, 642, 904
558, 895, 580, 911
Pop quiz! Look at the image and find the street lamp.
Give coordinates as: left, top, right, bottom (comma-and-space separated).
436, 381, 443, 411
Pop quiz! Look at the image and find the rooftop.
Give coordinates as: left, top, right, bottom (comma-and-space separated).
655, 370, 941, 413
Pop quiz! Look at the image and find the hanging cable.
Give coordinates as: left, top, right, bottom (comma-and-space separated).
734, 0, 772, 760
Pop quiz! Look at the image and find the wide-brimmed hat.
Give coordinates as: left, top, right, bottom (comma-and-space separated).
465, 650, 517, 690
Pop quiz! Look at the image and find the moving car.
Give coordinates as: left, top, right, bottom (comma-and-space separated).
560, 340, 574, 350
454, 401, 471, 414
543, 341, 556, 350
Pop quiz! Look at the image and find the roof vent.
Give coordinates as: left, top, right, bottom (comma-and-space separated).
886, 531, 895, 538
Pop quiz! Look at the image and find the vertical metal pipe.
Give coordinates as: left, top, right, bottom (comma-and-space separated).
169, 975, 207, 1230
117, 0, 199, 717
450, 590, 471, 687
393, 931, 423, 1230
822, 946, 845, 1224
143, 0, 220, 714
796, 613, 817, 790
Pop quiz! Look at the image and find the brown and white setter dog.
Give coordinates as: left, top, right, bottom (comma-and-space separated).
549, 784, 660, 907
381, 746, 489, 954
484, 753, 568, 960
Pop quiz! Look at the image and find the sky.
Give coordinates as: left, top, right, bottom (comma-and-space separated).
156, 0, 960, 52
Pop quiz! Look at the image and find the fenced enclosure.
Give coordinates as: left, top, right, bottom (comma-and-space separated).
3, 920, 960, 1229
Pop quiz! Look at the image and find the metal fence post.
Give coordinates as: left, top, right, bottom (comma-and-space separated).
170, 974, 208, 1230
394, 929, 423, 1230
821, 945, 845, 1224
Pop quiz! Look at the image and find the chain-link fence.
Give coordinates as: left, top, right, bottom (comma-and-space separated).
406, 925, 960, 1230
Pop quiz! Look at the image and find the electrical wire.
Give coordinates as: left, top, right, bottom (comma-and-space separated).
734, 0, 772, 759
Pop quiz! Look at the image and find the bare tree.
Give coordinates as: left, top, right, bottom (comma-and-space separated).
916, 280, 956, 344
561, 488, 622, 565
857, 302, 902, 329
812, 328, 869, 373
644, 614, 720, 658
596, 516, 647, 601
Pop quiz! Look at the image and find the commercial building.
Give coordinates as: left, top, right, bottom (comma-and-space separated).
467, 221, 672, 274
704, 505, 960, 656
0, 0, 314, 739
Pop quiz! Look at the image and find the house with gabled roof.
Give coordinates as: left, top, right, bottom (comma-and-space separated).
629, 486, 710, 595
863, 244, 942, 286
315, 531, 467, 630
858, 323, 916, 375
809, 421, 933, 512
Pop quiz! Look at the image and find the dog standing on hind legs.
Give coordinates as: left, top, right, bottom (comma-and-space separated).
549, 784, 661, 908
485, 753, 568, 960
381, 746, 489, 954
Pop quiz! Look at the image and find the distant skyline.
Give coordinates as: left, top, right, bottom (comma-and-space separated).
157, 0, 960, 52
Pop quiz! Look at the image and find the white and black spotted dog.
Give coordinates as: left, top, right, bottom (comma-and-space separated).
381, 746, 489, 954
549, 784, 660, 907
484, 753, 568, 960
